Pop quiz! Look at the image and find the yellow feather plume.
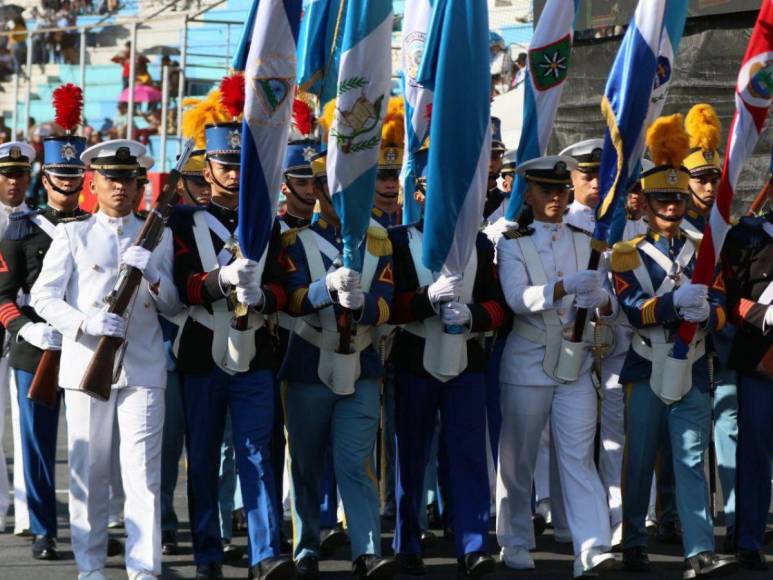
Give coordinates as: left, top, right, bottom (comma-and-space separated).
319, 99, 337, 144
685, 103, 721, 151
645, 113, 690, 168
381, 97, 405, 148
181, 89, 230, 149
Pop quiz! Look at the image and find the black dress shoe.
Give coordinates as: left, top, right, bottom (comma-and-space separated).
223, 539, 245, 563
737, 549, 769, 571
656, 521, 683, 545
107, 537, 123, 557
458, 552, 495, 577
764, 528, 773, 545
622, 546, 651, 573
319, 524, 348, 558
397, 553, 426, 576
162, 530, 178, 556
232, 508, 248, 537
195, 563, 224, 580
352, 554, 399, 579
533, 513, 547, 537
250, 556, 294, 580
31, 535, 58, 560
420, 530, 436, 546
683, 552, 738, 579
295, 555, 320, 579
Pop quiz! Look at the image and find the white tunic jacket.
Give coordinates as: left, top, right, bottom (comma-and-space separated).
31, 211, 181, 390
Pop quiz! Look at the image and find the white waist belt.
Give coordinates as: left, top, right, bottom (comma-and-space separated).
294, 318, 373, 353
631, 333, 706, 363
187, 306, 265, 332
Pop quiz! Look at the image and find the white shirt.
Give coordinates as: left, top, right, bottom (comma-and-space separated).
31, 211, 181, 390
565, 200, 595, 234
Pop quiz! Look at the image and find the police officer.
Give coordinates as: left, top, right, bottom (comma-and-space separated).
279, 140, 320, 230
496, 155, 618, 577
169, 121, 291, 580
0, 127, 89, 560
31, 139, 181, 580
721, 207, 773, 570
611, 115, 736, 577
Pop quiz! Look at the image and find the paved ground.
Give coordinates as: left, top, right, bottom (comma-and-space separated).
1, 404, 771, 579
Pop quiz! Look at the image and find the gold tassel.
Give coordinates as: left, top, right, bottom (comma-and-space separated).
367, 226, 392, 257
610, 240, 641, 272
281, 228, 299, 248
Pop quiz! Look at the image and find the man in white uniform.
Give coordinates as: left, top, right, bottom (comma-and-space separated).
31, 139, 181, 580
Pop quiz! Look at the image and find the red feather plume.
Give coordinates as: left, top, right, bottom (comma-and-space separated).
219, 74, 245, 120
292, 98, 313, 137
53, 83, 83, 133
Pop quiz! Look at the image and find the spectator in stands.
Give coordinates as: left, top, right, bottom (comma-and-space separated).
112, 41, 150, 89
7, 17, 27, 73
160, 54, 180, 97
55, 6, 77, 64
512, 52, 527, 89
0, 118, 10, 143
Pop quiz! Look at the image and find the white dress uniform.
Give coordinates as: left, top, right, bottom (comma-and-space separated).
30, 209, 180, 578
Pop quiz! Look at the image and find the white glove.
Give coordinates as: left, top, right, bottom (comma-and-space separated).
563, 270, 601, 295
427, 274, 461, 304
122, 245, 160, 284
236, 284, 264, 308
765, 305, 773, 331
679, 301, 711, 323
441, 302, 472, 327
326, 267, 361, 293
82, 312, 126, 338
575, 287, 611, 310
219, 258, 259, 287
673, 282, 708, 309
18, 322, 62, 350
338, 287, 365, 310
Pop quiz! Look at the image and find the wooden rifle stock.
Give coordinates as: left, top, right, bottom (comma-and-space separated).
746, 176, 773, 216
27, 349, 61, 408
570, 248, 602, 342
337, 308, 355, 354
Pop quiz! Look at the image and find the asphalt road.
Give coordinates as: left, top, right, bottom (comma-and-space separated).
1, 403, 771, 579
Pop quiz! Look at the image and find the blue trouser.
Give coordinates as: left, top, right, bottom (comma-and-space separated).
713, 371, 737, 536
15, 369, 60, 537
382, 364, 397, 515
219, 414, 244, 540
655, 433, 678, 525
182, 367, 281, 566
284, 379, 381, 561
623, 380, 714, 557
161, 369, 185, 533
394, 370, 489, 558
484, 337, 505, 460
320, 445, 338, 529
736, 372, 773, 551
272, 379, 286, 519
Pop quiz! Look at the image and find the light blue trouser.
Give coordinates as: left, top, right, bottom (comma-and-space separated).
285, 379, 381, 562
219, 413, 245, 540
713, 373, 737, 536
623, 380, 715, 558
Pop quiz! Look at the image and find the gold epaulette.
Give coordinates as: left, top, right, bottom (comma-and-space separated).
502, 226, 534, 240
610, 236, 643, 272
281, 226, 302, 247
367, 226, 392, 257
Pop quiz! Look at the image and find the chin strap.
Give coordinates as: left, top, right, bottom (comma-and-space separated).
285, 179, 316, 207
44, 172, 83, 196
207, 160, 240, 193
654, 211, 684, 223
183, 180, 205, 206
690, 189, 713, 210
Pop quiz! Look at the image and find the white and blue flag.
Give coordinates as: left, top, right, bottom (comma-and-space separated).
233, 0, 303, 261
296, 0, 344, 110
417, 0, 489, 275
399, 0, 433, 224
504, 0, 578, 222
327, 0, 392, 270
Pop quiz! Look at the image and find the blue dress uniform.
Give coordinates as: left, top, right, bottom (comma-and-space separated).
278, 215, 395, 570
0, 138, 87, 559
169, 123, 291, 579
721, 213, 773, 570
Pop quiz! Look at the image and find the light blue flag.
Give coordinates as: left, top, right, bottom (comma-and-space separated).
417, 0, 489, 274
326, 0, 393, 270
296, 0, 344, 110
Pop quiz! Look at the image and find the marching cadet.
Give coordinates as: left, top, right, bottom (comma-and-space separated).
279, 148, 396, 580
30, 139, 181, 580
561, 138, 602, 234
500, 149, 516, 193
279, 139, 320, 231
389, 145, 506, 578
482, 120, 508, 224
371, 98, 404, 229
496, 154, 618, 577
177, 149, 212, 206
611, 115, 736, 577
168, 121, 292, 580
721, 205, 773, 571
683, 103, 738, 551
0, 108, 89, 561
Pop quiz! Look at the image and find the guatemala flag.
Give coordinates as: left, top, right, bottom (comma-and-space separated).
296, 0, 344, 110
593, 0, 687, 247
504, 0, 578, 222
418, 0, 489, 275
400, 0, 433, 224
233, 0, 303, 262
327, 0, 393, 270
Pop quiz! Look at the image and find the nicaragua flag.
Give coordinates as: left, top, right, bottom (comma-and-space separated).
400, 0, 433, 225
327, 0, 392, 270
234, 0, 303, 262
296, 0, 344, 109
417, 0, 489, 274
504, 0, 578, 222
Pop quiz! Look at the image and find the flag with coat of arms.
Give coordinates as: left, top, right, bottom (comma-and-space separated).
296, 0, 344, 110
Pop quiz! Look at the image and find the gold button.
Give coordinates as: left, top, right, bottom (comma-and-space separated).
117, 227, 123, 235
92, 264, 100, 271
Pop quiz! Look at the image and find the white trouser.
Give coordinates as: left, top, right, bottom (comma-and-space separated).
598, 352, 626, 529
65, 386, 164, 576
534, 424, 551, 503
496, 377, 612, 555
109, 418, 125, 525
0, 352, 29, 532
0, 351, 8, 524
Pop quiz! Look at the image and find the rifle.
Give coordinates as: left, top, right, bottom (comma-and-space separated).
746, 177, 773, 216
78, 139, 195, 400
27, 349, 61, 408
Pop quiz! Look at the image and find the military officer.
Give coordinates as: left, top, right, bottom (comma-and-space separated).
611, 115, 736, 577
279, 149, 397, 580
168, 121, 292, 580
177, 149, 212, 207
0, 128, 89, 560
721, 208, 773, 571
388, 145, 505, 578
495, 154, 618, 577
30, 139, 181, 580
279, 139, 320, 231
